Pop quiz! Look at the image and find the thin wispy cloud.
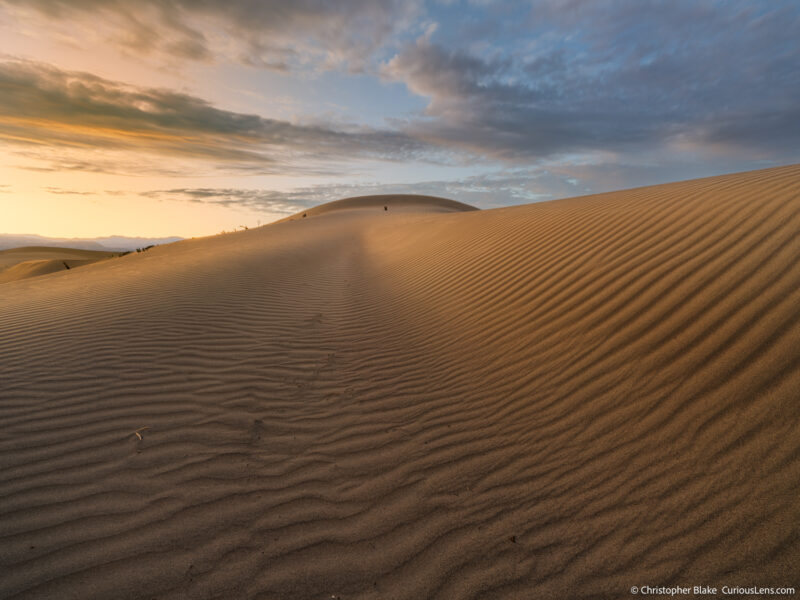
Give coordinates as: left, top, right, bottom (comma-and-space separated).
0, 0, 424, 71
44, 186, 94, 195
0, 60, 434, 174
140, 171, 579, 214
140, 188, 312, 215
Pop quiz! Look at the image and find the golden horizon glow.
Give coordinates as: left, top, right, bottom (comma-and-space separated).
0, 153, 289, 238
0, 193, 281, 239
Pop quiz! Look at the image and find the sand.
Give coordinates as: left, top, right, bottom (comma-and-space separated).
0, 247, 120, 284
0, 165, 798, 599
282, 194, 478, 220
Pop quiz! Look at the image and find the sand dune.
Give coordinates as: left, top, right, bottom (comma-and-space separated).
0, 247, 120, 284
283, 194, 478, 220
1, 165, 799, 599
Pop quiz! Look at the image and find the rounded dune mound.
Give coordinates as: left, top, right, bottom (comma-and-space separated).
0, 246, 119, 283
0, 259, 72, 283
285, 193, 477, 220
0, 165, 798, 599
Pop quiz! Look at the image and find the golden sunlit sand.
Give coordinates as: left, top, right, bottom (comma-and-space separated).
0, 165, 799, 598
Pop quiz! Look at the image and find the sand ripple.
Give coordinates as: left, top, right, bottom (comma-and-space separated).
1, 167, 798, 598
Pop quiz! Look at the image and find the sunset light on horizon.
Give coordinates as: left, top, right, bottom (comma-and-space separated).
1, 1, 798, 237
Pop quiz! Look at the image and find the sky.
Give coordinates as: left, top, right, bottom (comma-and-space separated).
1, 0, 798, 238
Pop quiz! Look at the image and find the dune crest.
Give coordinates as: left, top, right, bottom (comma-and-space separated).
282, 193, 477, 221
1, 165, 798, 598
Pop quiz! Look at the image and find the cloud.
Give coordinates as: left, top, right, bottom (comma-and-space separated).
141, 171, 576, 215
44, 186, 95, 195
142, 151, 798, 217
382, 1, 800, 162
140, 188, 312, 215
0, 60, 433, 174
0, 0, 423, 72
2, 1, 797, 194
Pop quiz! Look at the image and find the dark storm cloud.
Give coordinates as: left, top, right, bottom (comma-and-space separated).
0, 60, 431, 173
0, 0, 422, 71
382, 0, 800, 162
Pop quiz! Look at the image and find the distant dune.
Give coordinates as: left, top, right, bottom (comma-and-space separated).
0, 246, 121, 284
0, 234, 182, 252
0, 165, 798, 599
282, 193, 478, 220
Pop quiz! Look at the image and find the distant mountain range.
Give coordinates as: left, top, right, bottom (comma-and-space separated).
0, 234, 183, 252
